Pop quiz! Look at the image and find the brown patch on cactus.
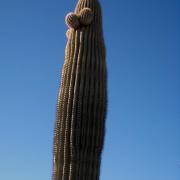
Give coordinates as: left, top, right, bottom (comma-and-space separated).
66, 29, 71, 38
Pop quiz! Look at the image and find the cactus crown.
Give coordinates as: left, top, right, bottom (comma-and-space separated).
65, 0, 104, 40
65, 8, 93, 30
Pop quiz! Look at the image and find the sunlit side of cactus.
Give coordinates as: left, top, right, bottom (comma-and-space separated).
52, 0, 107, 179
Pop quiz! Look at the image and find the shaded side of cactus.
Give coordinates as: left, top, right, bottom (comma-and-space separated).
52, 0, 107, 179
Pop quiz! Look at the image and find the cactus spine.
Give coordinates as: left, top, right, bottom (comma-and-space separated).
52, 0, 107, 179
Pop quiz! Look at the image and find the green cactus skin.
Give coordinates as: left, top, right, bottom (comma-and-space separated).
52, 0, 107, 179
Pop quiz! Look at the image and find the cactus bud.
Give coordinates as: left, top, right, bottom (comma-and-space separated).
65, 12, 80, 29
79, 8, 93, 25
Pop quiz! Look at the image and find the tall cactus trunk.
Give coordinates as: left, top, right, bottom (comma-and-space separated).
52, 0, 107, 179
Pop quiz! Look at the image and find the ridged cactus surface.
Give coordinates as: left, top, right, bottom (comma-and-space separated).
52, 0, 107, 179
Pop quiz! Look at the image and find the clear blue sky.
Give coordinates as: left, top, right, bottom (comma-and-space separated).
0, 0, 179, 179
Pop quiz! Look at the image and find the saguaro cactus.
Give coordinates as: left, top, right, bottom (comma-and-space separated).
52, 0, 107, 179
